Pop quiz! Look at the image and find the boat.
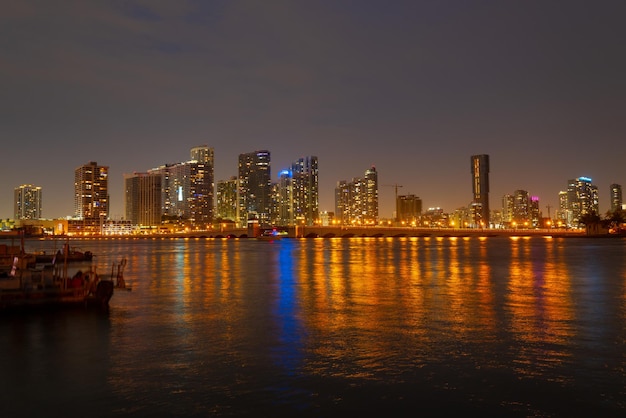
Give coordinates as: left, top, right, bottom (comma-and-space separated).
0, 254, 125, 311
34, 243, 93, 264
256, 229, 284, 241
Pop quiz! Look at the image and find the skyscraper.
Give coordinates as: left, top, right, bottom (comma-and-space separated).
529, 196, 540, 227
501, 194, 514, 225
188, 145, 215, 226
512, 189, 529, 225
216, 176, 238, 221
291, 156, 319, 226
566, 177, 599, 226
75, 161, 109, 220
148, 146, 215, 226
397, 194, 422, 225
238, 150, 271, 226
124, 172, 162, 227
14, 184, 42, 220
334, 180, 350, 225
333, 166, 379, 225
471, 154, 490, 227
610, 184, 622, 212
364, 166, 379, 224
273, 169, 294, 226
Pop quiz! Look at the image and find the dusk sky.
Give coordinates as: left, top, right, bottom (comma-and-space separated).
2, 1, 625, 220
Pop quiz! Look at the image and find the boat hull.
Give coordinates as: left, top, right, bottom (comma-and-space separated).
0, 280, 114, 311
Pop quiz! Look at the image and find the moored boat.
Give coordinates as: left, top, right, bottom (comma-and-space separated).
0, 255, 124, 311
34, 243, 94, 264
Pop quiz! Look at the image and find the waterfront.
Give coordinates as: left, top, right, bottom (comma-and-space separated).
1, 236, 625, 417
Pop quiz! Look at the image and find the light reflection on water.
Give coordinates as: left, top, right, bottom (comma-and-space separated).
2, 236, 625, 416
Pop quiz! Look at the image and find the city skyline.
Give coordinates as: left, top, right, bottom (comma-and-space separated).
2, 1, 625, 219
6, 152, 620, 224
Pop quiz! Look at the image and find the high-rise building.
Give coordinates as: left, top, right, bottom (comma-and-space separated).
188, 145, 215, 226
238, 150, 271, 226
291, 156, 319, 226
529, 196, 540, 227
14, 184, 42, 220
273, 169, 294, 226
334, 180, 351, 225
216, 176, 238, 221
397, 194, 422, 225
364, 166, 379, 224
610, 183, 622, 212
512, 189, 529, 225
124, 172, 162, 227
556, 190, 569, 226
333, 166, 379, 225
471, 154, 490, 227
149, 146, 214, 226
565, 177, 599, 226
501, 194, 514, 225
75, 161, 109, 221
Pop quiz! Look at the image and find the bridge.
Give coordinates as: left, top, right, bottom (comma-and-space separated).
169, 226, 585, 239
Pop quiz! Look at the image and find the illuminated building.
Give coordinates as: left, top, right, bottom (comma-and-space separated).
556, 191, 568, 225
270, 156, 319, 226
471, 154, 490, 227
216, 176, 238, 221
501, 194, 514, 225
14, 184, 42, 220
529, 196, 540, 227
610, 183, 622, 212
74, 161, 108, 221
188, 145, 215, 226
291, 156, 319, 225
334, 180, 350, 225
238, 150, 271, 226
512, 189, 529, 225
149, 146, 215, 227
364, 166, 378, 224
422, 207, 446, 227
124, 172, 162, 228
565, 177, 599, 226
273, 169, 294, 226
397, 194, 422, 225
334, 165, 379, 225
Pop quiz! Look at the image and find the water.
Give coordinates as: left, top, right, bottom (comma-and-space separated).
1, 236, 625, 417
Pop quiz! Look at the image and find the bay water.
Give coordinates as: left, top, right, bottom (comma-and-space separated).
1, 236, 625, 417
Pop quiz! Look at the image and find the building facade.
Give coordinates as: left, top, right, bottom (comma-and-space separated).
216, 176, 238, 221
124, 172, 162, 227
333, 166, 379, 226
565, 177, 599, 226
272, 169, 295, 226
291, 156, 319, 226
610, 183, 622, 213
238, 150, 271, 226
471, 154, 490, 227
74, 161, 109, 221
148, 146, 215, 227
512, 189, 529, 226
397, 194, 422, 225
529, 196, 540, 227
501, 194, 514, 226
14, 184, 42, 220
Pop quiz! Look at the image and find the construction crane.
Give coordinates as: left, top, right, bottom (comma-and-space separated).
383, 184, 403, 221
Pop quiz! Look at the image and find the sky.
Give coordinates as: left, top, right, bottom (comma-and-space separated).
2, 0, 625, 220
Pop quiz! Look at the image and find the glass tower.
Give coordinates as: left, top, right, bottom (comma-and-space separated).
14, 184, 42, 220
471, 154, 490, 227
